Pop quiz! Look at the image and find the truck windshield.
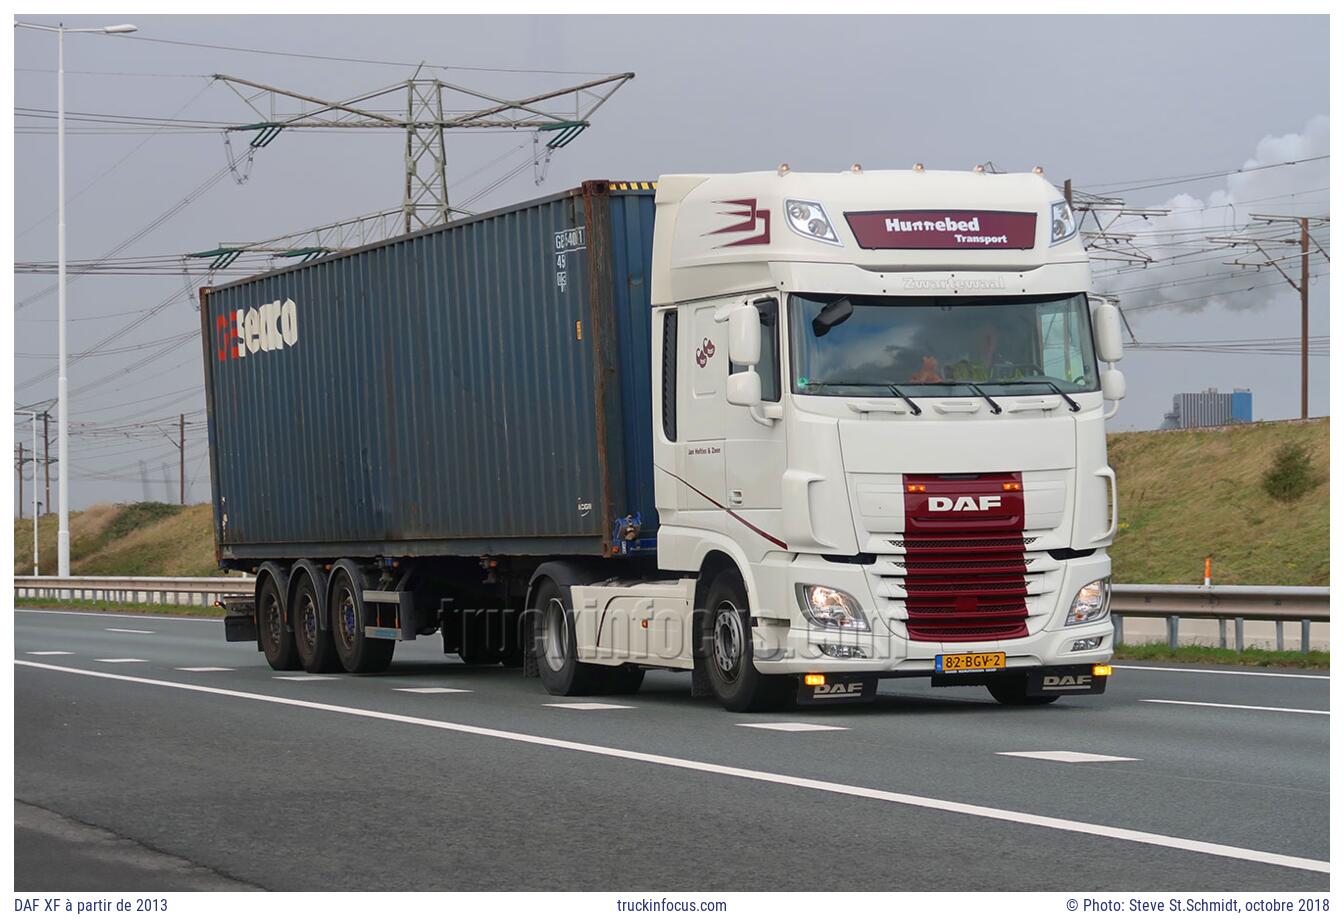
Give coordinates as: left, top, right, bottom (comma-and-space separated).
788, 292, 1099, 398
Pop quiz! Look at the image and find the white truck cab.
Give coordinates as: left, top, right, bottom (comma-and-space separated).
548, 166, 1124, 711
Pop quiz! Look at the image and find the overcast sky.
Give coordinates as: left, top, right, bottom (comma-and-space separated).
11, 14, 1331, 510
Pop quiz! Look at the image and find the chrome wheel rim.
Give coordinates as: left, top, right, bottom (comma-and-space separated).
712, 602, 744, 681
543, 598, 568, 672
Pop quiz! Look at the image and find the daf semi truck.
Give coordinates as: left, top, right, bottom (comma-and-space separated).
203, 166, 1125, 712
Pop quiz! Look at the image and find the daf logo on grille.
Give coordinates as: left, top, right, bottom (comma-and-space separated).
928, 495, 1003, 512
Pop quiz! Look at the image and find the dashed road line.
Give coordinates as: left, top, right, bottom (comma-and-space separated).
738, 722, 848, 733
998, 751, 1139, 764
1142, 699, 1328, 716
23, 651, 74, 656
105, 628, 155, 635
395, 687, 472, 694
94, 658, 148, 664
273, 675, 341, 682
16, 659, 1328, 876
175, 667, 236, 673
544, 702, 634, 710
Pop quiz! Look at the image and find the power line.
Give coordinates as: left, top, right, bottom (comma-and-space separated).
116, 33, 613, 76
1079, 155, 1330, 196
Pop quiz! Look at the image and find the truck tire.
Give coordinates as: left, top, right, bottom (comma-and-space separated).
292, 572, 342, 673
533, 578, 604, 696
987, 674, 1059, 706
257, 576, 300, 671
329, 568, 395, 674
700, 570, 793, 712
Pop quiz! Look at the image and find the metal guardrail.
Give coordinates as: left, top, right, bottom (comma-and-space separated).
14, 575, 254, 608
12, 577, 1331, 651
1111, 584, 1329, 652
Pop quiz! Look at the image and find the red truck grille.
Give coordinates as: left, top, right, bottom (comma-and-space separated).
899, 473, 1031, 643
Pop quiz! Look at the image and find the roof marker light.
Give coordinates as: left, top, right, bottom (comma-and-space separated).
1033, 165, 1045, 175
778, 163, 791, 176
913, 163, 925, 172
974, 164, 986, 174
850, 163, 863, 173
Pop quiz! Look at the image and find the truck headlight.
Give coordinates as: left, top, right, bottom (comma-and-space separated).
1050, 199, 1077, 245
1064, 578, 1110, 626
797, 584, 870, 631
784, 199, 842, 246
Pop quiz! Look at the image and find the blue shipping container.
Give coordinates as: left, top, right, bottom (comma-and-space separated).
200, 181, 659, 564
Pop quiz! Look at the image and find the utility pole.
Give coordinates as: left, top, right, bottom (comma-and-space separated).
17, 443, 24, 520
1300, 217, 1309, 419
179, 413, 186, 505
30, 412, 39, 574
42, 410, 50, 513
1208, 214, 1329, 420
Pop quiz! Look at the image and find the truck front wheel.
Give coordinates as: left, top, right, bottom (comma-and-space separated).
257, 577, 299, 671
700, 571, 792, 712
329, 568, 394, 674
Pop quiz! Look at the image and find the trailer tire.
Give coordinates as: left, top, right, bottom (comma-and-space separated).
701, 570, 793, 712
534, 578, 604, 696
292, 571, 342, 673
329, 567, 394, 674
987, 674, 1059, 706
257, 576, 300, 672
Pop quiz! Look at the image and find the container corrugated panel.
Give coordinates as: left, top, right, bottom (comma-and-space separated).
200, 181, 658, 562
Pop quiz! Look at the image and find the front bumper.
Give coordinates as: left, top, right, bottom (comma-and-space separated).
752, 552, 1114, 675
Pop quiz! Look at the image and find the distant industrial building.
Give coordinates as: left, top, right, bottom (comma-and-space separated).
1160, 388, 1253, 429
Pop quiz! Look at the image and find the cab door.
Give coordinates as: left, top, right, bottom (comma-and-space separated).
725, 297, 787, 551
676, 302, 727, 519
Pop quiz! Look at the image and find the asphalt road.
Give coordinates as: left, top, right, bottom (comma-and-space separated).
13, 607, 1330, 892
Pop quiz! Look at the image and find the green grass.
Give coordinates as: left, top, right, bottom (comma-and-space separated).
15, 502, 219, 577
1108, 418, 1329, 585
1116, 642, 1328, 670
14, 597, 224, 617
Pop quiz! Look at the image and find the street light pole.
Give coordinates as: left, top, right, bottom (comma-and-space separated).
14, 21, 137, 579
31, 412, 39, 575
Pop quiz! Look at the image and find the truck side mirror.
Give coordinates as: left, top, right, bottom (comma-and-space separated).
1101, 367, 1126, 402
727, 303, 761, 366
1092, 300, 1124, 363
727, 369, 763, 407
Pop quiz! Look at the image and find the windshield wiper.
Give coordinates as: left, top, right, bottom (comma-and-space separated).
809, 381, 922, 416
961, 382, 1002, 415
990, 378, 1082, 412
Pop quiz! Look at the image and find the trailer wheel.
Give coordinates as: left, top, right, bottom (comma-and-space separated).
987, 674, 1059, 706
292, 572, 342, 673
257, 577, 299, 671
329, 568, 394, 674
534, 578, 603, 696
701, 570, 793, 712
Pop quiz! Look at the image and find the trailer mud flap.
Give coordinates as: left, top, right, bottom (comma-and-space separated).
1028, 665, 1108, 697
797, 675, 878, 705
224, 613, 258, 643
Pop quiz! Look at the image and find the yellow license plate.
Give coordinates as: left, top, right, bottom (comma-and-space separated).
936, 652, 1007, 672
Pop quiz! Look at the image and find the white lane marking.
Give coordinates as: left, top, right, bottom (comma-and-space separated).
1142, 699, 1329, 716
24, 651, 74, 656
105, 627, 155, 635
16, 660, 1329, 877
15, 608, 220, 624
273, 675, 340, 682
175, 667, 236, 673
1115, 664, 1328, 681
395, 688, 472, 694
94, 658, 148, 664
998, 751, 1139, 764
739, 722, 848, 733
544, 702, 634, 710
